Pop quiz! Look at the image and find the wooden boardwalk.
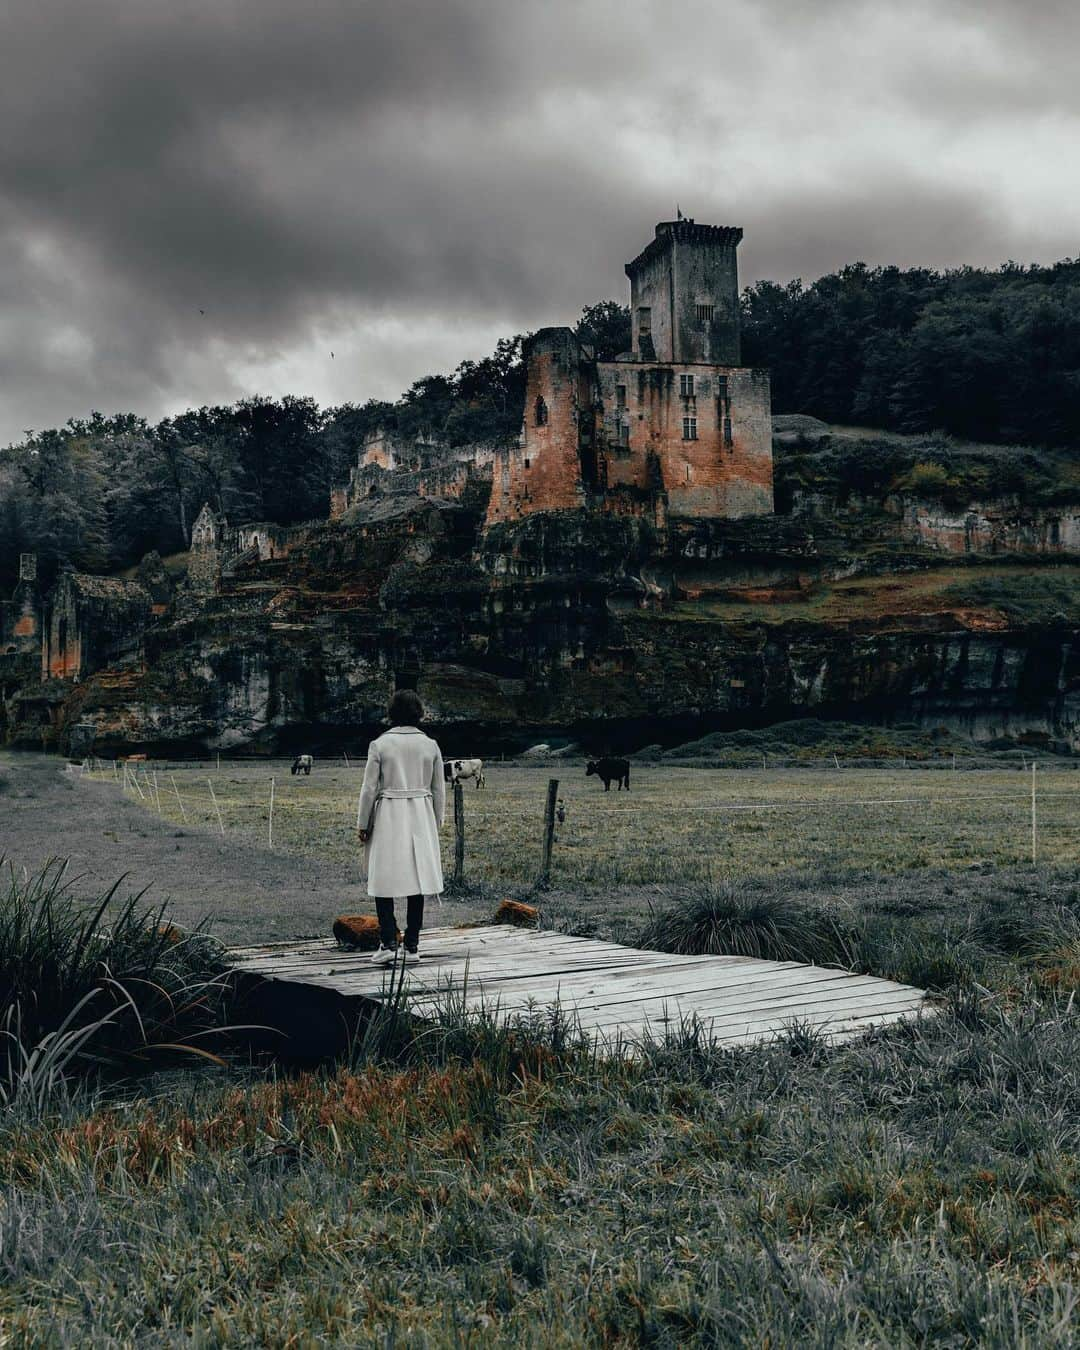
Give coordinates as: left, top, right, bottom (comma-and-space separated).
229, 926, 931, 1050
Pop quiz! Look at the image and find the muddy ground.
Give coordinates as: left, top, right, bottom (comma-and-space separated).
0, 752, 488, 944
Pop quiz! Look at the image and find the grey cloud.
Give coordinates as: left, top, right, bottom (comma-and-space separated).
0, 0, 1076, 443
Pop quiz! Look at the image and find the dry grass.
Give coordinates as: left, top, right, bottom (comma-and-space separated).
96, 759, 1080, 896
6, 760, 1080, 1343
648, 562, 1080, 627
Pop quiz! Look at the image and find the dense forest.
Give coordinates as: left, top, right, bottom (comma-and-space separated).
741, 257, 1080, 446
3, 259, 1079, 591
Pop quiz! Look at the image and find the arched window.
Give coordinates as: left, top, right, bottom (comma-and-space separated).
534, 396, 549, 427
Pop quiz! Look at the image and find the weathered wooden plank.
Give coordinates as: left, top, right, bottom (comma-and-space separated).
407, 979, 926, 1034
573, 985, 927, 1033
225, 927, 929, 1053
399, 963, 866, 1013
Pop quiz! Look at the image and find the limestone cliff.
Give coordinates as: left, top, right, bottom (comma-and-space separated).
35, 501, 1080, 756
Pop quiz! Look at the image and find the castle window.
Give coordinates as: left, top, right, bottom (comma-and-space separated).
682, 416, 698, 441
534, 396, 548, 427
679, 373, 695, 398
637, 306, 651, 334
617, 422, 630, 449
524, 458, 531, 469
723, 416, 733, 447
616, 384, 626, 409
716, 375, 728, 402
696, 304, 714, 323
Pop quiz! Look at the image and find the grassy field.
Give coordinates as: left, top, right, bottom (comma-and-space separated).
652, 562, 1080, 627
4, 758, 1080, 1344
98, 757, 1080, 901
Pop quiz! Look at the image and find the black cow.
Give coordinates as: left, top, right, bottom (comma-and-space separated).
586, 757, 630, 791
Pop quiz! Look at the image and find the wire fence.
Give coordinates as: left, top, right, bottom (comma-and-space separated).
77, 753, 1080, 890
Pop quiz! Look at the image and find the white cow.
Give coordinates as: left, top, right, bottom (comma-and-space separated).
446, 757, 485, 789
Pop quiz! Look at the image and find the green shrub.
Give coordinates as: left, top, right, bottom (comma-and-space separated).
0, 860, 233, 1103
636, 880, 856, 966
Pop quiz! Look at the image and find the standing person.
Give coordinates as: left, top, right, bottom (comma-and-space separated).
356, 690, 446, 965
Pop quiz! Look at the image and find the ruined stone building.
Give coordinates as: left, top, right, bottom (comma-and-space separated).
186, 503, 311, 598
41, 570, 152, 682
329, 220, 773, 535
331, 430, 496, 520
486, 219, 773, 527
0, 553, 39, 655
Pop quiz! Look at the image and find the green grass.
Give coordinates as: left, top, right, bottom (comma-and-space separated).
646, 562, 1080, 627
0, 861, 233, 1104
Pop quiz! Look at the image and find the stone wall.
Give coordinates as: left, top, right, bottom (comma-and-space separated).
596, 361, 772, 518
1, 554, 39, 655
486, 328, 591, 526
41, 572, 151, 682
894, 500, 1080, 555
333, 432, 498, 519
487, 330, 773, 526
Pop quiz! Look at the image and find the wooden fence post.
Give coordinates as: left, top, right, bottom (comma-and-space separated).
453, 781, 465, 885
208, 779, 225, 836
268, 776, 276, 848
170, 773, 188, 823
539, 777, 559, 886
1031, 761, 1037, 865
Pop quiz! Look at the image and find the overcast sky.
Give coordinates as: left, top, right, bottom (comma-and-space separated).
1, 0, 1077, 445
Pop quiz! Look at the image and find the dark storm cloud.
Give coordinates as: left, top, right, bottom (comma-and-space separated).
0, 0, 1076, 442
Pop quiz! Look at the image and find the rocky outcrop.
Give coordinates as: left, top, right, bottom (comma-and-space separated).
7, 423, 1080, 756
42, 518, 1080, 755
893, 499, 1080, 556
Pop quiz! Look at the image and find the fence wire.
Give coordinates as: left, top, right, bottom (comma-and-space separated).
79, 755, 1080, 888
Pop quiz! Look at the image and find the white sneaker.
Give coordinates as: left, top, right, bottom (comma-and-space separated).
404, 949, 421, 966
370, 945, 397, 966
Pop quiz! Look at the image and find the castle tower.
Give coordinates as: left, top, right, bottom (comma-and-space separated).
484, 219, 772, 529
625, 219, 742, 366
187, 503, 224, 595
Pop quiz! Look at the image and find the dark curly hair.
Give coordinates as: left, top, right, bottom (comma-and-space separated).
388, 688, 424, 726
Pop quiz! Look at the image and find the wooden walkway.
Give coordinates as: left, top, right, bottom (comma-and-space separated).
228, 926, 931, 1050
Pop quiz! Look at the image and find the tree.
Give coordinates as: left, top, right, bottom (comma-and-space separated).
575, 302, 631, 361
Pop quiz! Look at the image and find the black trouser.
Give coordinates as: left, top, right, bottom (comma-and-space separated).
376, 894, 424, 951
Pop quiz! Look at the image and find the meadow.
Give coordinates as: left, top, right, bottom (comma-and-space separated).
2, 753, 1080, 1344
101, 754, 1080, 904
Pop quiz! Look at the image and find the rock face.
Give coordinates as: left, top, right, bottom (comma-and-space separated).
4, 408, 1080, 757
26, 494, 1079, 756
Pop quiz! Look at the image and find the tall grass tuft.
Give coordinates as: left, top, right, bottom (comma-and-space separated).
636, 878, 855, 966
0, 859, 233, 1103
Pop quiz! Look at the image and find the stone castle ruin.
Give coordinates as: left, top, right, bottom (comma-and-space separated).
488, 220, 773, 527
1, 553, 39, 656
331, 219, 774, 531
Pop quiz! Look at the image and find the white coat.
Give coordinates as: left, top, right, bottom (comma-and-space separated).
357, 726, 446, 898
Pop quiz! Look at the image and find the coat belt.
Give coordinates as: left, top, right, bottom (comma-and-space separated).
377, 789, 432, 801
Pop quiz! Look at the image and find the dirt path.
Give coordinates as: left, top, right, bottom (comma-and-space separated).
0, 752, 460, 944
